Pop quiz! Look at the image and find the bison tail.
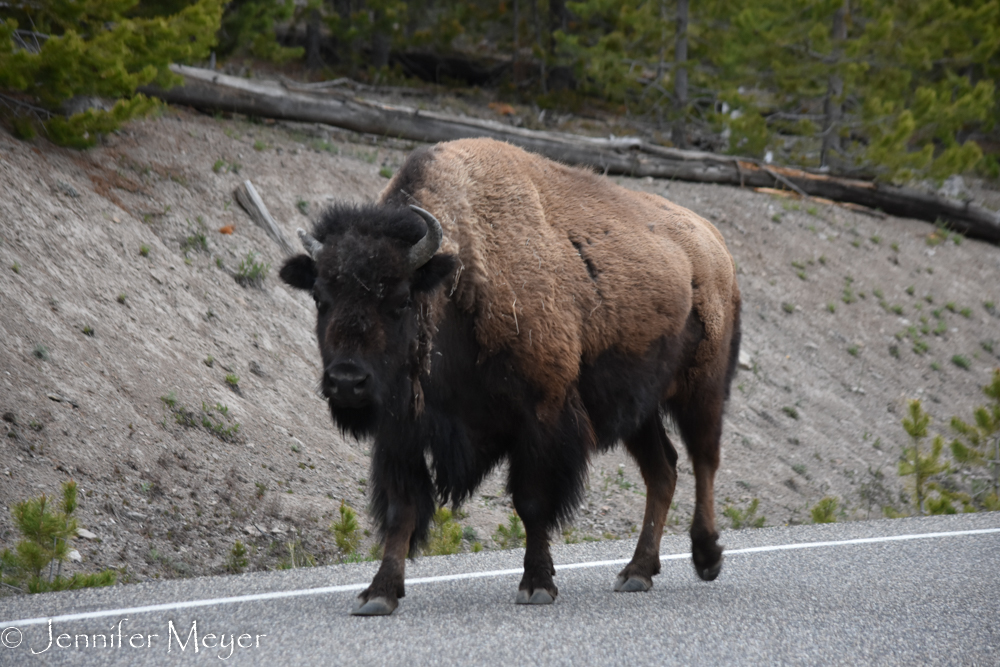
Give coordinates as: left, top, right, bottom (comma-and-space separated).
722, 298, 742, 400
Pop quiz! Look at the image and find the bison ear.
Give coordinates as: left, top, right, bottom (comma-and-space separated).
412, 253, 457, 293
279, 254, 317, 290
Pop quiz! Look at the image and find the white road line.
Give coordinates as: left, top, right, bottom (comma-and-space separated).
3, 527, 998, 628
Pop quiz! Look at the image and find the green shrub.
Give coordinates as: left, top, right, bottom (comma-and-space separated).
0, 0, 223, 147
183, 231, 208, 253
227, 540, 249, 573
159, 392, 239, 441
951, 355, 971, 370
1, 480, 117, 593
900, 400, 951, 516
810, 496, 839, 524
235, 251, 270, 287
277, 541, 315, 569
425, 507, 463, 556
217, 0, 303, 64
842, 280, 857, 304
331, 501, 361, 555
492, 513, 526, 549
950, 370, 1000, 510
722, 498, 765, 529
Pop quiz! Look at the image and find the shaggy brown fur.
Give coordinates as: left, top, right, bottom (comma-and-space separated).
285, 138, 742, 614
380, 138, 741, 422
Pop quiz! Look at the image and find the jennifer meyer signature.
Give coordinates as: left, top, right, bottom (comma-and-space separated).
2, 619, 266, 659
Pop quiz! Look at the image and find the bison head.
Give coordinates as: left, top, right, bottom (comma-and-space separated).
280, 203, 457, 436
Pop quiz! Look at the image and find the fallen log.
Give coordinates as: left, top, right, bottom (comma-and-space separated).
144, 65, 1000, 243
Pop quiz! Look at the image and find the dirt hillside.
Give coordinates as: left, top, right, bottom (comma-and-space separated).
1, 107, 998, 584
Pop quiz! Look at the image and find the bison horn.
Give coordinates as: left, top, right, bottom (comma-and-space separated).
408, 205, 443, 270
297, 228, 324, 260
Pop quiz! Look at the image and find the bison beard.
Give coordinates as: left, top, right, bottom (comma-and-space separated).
280, 138, 741, 615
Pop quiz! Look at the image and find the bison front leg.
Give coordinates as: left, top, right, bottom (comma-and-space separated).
514, 514, 558, 605
352, 503, 415, 616
508, 470, 561, 606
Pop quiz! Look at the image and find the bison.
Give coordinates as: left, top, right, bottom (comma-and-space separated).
279, 138, 741, 615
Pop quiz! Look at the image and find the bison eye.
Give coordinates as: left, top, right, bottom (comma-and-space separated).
312, 289, 330, 314
385, 293, 412, 319
393, 298, 412, 318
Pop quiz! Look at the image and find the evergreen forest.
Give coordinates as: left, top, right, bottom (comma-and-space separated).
1, 0, 998, 183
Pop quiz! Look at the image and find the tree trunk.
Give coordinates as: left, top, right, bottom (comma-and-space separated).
146, 65, 1000, 243
371, 6, 390, 70
513, 0, 519, 84
305, 8, 323, 70
335, 0, 354, 74
821, 0, 848, 169
531, 0, 547, 94
671, 0, 689, 149
549, 0, 567, 52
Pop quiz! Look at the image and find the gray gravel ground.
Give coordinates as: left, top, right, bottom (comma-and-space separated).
2, 513, 998, 666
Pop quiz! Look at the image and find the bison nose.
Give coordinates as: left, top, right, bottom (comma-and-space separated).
328, 363, 372, 402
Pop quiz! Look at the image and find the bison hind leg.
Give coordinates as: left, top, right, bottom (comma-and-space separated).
351, 567, 406, 616
614, 413, 678, 593
352, 595, 398, 616
669, 378, 727, 582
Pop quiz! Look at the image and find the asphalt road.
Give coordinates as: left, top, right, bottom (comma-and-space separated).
2, 513, 998, 666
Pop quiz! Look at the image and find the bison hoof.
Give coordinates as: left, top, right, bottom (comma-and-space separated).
695, 556, 723, 582
351, 595, 398, 616
515, 588, 555, 605
613, 574, 653, 592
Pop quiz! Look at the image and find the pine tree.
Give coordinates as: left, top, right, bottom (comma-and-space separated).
1, 481, 117, 593
0, 0, 223, 146
558, 0, 669, 109
950, 369, 1000, 510
218, 0, 304, 64
856, 0, 998, 181
705, 0, 998, 178
899, 398, 973, 515
899, 399, 948, 515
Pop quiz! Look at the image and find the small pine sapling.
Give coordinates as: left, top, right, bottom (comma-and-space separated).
425, 508, 463, 556
722, 498, 766, 529
950, 370, 1000, 510
492, 513, 526, 549
810, 496, 839, 523
331, 501, 362, 556
227, 541, 249, 573
1, 481, 117, 593
899, 400, 950, 516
